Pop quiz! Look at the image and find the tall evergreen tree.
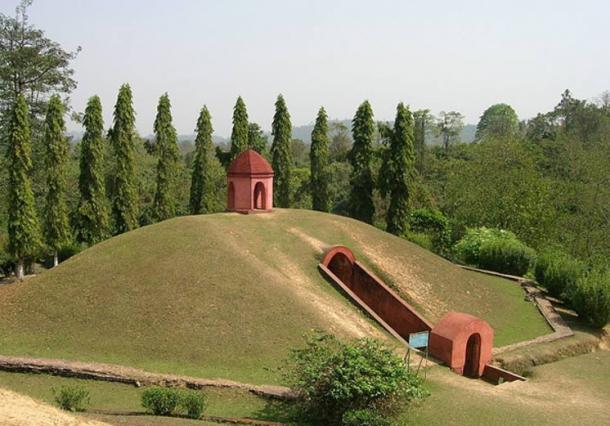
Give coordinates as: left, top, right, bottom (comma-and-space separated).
229, 96, 248, 163
310, 107, 330, 212
348, 100, 375, 223
271, 94, 292, 207
190, 106, 215, 214
152, 93, 179, 221
77, 95, 109, 245
384, 103, 415, 235
42, 95, 70, 266
109, 84, 139, 234
6, 94, 41, 279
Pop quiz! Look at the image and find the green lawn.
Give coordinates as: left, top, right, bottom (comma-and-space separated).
0, 209, 550, 384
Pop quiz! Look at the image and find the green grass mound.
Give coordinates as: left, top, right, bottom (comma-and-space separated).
0, 210, 550, 384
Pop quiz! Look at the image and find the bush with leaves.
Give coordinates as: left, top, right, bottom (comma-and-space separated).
179, 389, 207, 419
454, 227, 535, 275
568, 268, 610, 328
284, 332, 427, 425
535, 249, 585, 298
141, 387, 181, 416
477, 238, 536, 276
141, 387, 207, 418
53, 385, 90, 412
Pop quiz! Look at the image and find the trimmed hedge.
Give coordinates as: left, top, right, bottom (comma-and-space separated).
568, 268, 610, 329
453, 227, 535, 276
535, 249, 585, 298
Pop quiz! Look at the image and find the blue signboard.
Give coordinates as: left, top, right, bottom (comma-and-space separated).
408, 331, 429, 349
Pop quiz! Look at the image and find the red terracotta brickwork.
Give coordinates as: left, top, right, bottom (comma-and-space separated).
227, 150, 273, 213
429, 312, 494, 378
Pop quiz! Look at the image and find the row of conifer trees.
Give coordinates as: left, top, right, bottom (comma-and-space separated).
5, 85, 415, 279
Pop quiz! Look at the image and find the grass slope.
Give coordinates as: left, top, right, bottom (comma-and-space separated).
0, 209, 549, 383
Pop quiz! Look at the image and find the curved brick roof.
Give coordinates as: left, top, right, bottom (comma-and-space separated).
228, 150, 274, 176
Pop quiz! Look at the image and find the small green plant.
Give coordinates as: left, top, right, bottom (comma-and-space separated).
342, 409, 392, 426
405, 231, 433, 251
179, 389, 207, 419
535, 249, 585, 298
141, 387, 181, 416
52, 385, 90, 412
284, 331, 427, 425
568, 268, 610, 329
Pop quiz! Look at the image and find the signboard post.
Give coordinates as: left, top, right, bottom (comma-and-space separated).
406, 331, 430, 380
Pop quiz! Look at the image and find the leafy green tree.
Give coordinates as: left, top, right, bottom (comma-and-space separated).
348, 101, 375, 223
6, 94, 40, 279
329, 121, 352, 162
229, 96, 248, 163
475, 103, 519, 140
0, 0, 79, 135
42, 95, 70, 266
310, 107, 330, 212
109, 84, 139, 234
382, 103, 414, 235
271, 94, 292, 207
77, 96, 109, 245
152, 93, 179, 222
190, 106, 217, 214
247, 122, 268, 155
435, 111, 464, 152
413, 109, 433, 173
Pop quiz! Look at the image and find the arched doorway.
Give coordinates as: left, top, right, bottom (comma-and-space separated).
328, 252, 354, 286
253, 182, 266, 210
228, 182, 235, 210
464, 333, 482, 377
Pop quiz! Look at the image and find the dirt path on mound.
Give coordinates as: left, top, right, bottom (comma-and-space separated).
0, 387, 109, 426
0, 355, 294, 400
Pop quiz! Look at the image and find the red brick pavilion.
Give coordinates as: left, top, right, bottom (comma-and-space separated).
227, 150, 274, 213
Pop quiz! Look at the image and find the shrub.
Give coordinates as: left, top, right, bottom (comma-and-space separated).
568, 268, 610, 329
478, 238, 536, 276
453, 227, 535, 276
179, 389, 207, 419
409, 208, 451, 255
342, 409, 391, 426
53, 385, 90, 412
535, 249, 585, 298
141, 387, 181, 416
0, 235, 14, 278
284, 332, 427, 425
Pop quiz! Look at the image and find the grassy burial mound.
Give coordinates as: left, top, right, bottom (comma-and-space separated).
0, 209, 549, 384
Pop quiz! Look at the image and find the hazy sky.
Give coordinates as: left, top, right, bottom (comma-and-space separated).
7, 0, 610, 137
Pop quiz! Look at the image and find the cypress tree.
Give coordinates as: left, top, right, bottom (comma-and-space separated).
190, 106, 215, 214
271, 94, 293, 208
229, 96, 248, 163
310, 107, 330, 212
43, 95, 71, 267
109, 84, 139, 234
77, 95, 109, 245
385, 103, 415, 235
348, 100, 375, 224
6, 94, 41, 279
152, 93, 179, 222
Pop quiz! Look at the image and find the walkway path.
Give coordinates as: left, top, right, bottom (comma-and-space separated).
0, 355, 295, 400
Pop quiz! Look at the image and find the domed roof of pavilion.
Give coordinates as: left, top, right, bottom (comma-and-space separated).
227, 149, 274, 176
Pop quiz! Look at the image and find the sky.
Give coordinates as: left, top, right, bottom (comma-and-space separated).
4, 0, 610, 137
